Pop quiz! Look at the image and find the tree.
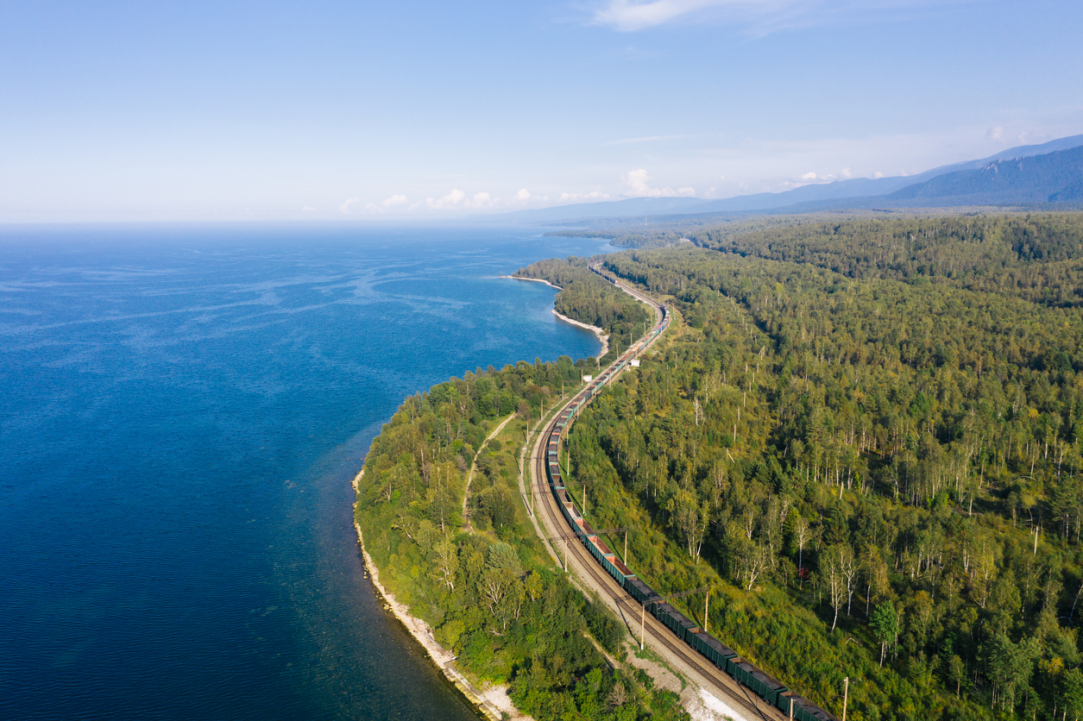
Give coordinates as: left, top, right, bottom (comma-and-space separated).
984, 631, 1039, 711
737, 537, 772, 592
861, 546, 889, 617
671, 487, 709, 563
947, 654, 965, 697
841, 544, 858, 617
871, 601, 899, 667
433, 536, 458, 591
794, 515, 811, 586
821, 545, 849, 632
525, 570, 543, 602
1064, 667, 1083, 721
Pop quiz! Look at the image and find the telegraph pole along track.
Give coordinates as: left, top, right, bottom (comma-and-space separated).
527, 263, 787, 721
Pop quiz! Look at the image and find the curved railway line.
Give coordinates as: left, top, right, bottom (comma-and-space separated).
526, 265, 838, 721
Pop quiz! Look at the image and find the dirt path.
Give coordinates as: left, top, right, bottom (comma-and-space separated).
462, 412, 516, 529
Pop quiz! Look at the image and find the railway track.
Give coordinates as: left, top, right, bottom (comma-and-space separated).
530, 271, 787, 721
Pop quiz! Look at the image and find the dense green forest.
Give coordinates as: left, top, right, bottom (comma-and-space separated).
521, 213, 1083, 720
355, 353, 690, 719
359, 212, 1083, 721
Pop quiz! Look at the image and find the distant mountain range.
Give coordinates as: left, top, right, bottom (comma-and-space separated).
498, 134, 1083, 224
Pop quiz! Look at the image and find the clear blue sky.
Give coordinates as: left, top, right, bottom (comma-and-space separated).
2, 0, 1081, 222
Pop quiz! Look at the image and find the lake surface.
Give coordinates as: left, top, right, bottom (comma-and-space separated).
0, 224, 612, 720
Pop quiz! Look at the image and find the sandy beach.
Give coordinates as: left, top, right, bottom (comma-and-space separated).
500, 275, 610, 357
552, 310, 609, 357
499, 274, 562, 291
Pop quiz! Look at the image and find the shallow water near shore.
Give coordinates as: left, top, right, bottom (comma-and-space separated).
0, 224, 611, 720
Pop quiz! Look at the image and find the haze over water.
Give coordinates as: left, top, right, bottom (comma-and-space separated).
0, 225, 611, 720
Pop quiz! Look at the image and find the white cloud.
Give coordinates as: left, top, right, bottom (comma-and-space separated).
988, 124, 1005, 140
467, 192, 495, 208
621, 168, 696, 197
426, 189, 466, 209
591, 0, 957, 34
594, 0, 748, 32
339, 197, 362, 214
516, 188, 532, 201
873, 171, 884, 179
302, 205, 316, 212
840, 167, 852, 178
801, 171, 817, 180
382, 194, 408, 208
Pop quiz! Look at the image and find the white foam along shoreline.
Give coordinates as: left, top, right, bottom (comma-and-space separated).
551, 310, 609, 358
352, 469, 525, 721
499, 276, 609, 358
499, 274, 562, 291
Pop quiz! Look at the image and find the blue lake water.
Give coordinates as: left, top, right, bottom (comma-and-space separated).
0, 224, 612, 720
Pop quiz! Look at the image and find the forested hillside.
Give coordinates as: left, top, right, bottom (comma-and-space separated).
885, 146, 1083, 205
539, 213, 1083, 720
355, 362, 689, 715
358, 213, 1083, 721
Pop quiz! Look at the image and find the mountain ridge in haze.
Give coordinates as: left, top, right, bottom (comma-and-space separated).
498, 134, 1083, 224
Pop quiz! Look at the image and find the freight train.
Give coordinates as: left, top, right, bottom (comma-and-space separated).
545, 290, 840, 721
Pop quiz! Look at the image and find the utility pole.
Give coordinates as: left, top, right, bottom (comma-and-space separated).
842, 677, 849, 721
591, 526, 632, 563
639, 586, 708, 650
546, 533, 570, 571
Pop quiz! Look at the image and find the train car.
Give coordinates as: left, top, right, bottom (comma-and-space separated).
653, 603, 701, 644
753, 670, 789, 708
731, 662, 788, 707
690, 632, 737, 670
591, 537, 614, 557
560, 502, 575, 527
594, 548, 631, 588
778, 693, 841, 721
625, 578, 659, 606
549, 468, 564, 490
609, 557, 636, 582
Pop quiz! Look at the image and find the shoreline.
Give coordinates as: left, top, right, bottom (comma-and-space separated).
352, 470, 528, 721
552, 310, 609, 358
499, 274, 562, 291
499, 275, 609, 358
